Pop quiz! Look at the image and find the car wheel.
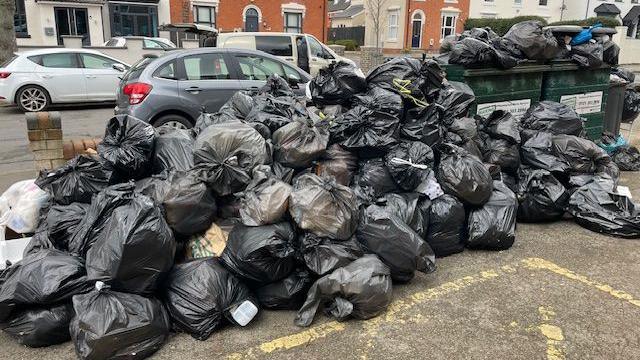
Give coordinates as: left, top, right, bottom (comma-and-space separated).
16, 86, 50, 112
153, 114, 192, 130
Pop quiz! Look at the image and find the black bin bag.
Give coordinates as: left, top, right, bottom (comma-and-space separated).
256, 268, 313, 310
570, 42, 604, 69
366, 57, 444, 102
436, 81, 475, 119
449, 38, 497, 69
44, 202, 88, 250
478, 110, 521, 173
194, 121, 269, 196
85, 192, 176, 295
152, 126, 194, 173
0, 249, 90, 322
520, 132, 570, 173
357, 197, 436, 283
552, 135, 619, 179
220, 222, 297, 285
329, 105, 400, 153
310, 61, 366, 105
300, 233, 364, 276
272, 117, 329, 169
612, 145, 640, 171
315, 144, 358, 186
516, 167, 569, 223
402, 103, 444, 147
136, 170, 217, 236
0, 303, 73, 348
354, 158, 399, 199
238, 166, 292, 226
295, 255, 393, 327
520, 101, 584, 140
163, 258, 256, 340
443, 117, 482, 159
437, 143, 493, 206
623, 89, 640, 122
70, 282, 170, 360
385, 141, 434, 192
289, 174, 358, 240
219, 91, 255, 120
466, 181, 517, 251
353, 86, 404, 119
424, 194, 466, 257
568, 177, 640, 238
98, 115, 156, 180
35, 155, 112, 205
503, 20, 559, 60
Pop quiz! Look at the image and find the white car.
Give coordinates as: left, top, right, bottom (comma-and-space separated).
104, 37, 177, 49
0, 49, 130, 112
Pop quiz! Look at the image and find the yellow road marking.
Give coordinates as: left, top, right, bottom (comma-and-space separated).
537, 306, 565, 360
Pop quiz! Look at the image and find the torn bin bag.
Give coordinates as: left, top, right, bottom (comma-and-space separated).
516, 167, 569, 223
295, 255, 393, 327
272, 117, 329, 169
85, 192, 176, 295
466, 180, 518, 250
300, 233, 364, 276
437, 143, 493, 206
70, 283, 170, 360
424, 194, 466, 257
152, 126, 194, 173
98, 115, 155, 179
220, 222, 297, 285
163, 258, 255, 340
310, 61, 366, 105
35, 155, 112, 205
0, 303, 73, 348
256, 268, 312, 310
289, 174, 358, 240
385, 141, 434, 192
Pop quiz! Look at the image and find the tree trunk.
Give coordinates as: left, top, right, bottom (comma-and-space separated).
0, 0, 17, 64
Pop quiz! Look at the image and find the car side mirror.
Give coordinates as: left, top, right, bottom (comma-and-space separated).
286, 76, 300, 88
112, 63, 126, 72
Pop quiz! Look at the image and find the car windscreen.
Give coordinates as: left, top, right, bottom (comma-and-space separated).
1, 55, 17, 68
122, 57, 153, 82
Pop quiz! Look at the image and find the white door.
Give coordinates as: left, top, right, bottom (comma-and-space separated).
35, 53, 87, 102
79, 53, 125, 101
306, 35, 335, 77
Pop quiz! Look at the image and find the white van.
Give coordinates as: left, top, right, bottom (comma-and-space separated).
216, 32, 356, 77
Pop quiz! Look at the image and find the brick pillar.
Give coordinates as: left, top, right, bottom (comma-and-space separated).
360, 46, 383, 75
26, 112, 66, 171
328, 44, 346, 56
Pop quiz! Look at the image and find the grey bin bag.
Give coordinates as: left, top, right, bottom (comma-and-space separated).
239, 166, 293, 226
299, 233, 364, 276
272, 117, 329, 169
295, 255, 393, 327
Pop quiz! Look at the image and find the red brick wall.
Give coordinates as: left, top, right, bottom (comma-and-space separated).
169, 0, 193, 23
407, 0, 470, 52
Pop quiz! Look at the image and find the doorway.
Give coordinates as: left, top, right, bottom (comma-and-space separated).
54, 7, 90, 46
244, 8, 259, 32
411, 12, 423, 48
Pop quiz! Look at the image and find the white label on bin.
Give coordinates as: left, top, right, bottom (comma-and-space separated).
476, 99, 532, 119
560, 91, 603, 115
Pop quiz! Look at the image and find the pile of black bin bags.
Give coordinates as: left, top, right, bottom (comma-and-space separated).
2, 57, 640, 360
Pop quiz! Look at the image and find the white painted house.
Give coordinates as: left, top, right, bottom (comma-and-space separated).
469, 0, 567, 22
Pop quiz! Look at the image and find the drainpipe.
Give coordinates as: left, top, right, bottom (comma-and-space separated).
404, 0, 411, 50
322, 0, 327, 42
560, 0, 565, 21
585, 0, 591, 19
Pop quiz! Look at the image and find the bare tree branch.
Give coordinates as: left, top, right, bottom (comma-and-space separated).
0, 0, 17, 64
366, 0, 388, 51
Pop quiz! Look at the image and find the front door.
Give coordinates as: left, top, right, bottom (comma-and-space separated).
54, 8, 90, 46
245, 9, 259, 32
412, 20, 422, 48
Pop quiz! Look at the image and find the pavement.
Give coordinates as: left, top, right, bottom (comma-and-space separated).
1, 107, 640, 359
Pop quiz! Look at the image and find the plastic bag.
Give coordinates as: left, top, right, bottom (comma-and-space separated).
516, 167, 569, 223
330, 105, 400, 153
568, 178, 640, 238
238, 166, 292, 226
289, 174, 358, 240
402, 104, 444, 147
163, 257, 255, 340
152, 126, 194, 173
437, 143, 494, 206
520, 101, 584, 140
0, 180, 49, 234
220, 222, 296, 285
440, 35, 459, 53
424, 194, 466, 257
520, 132, 570, 173
0, 249, 90, 322
443, 117, 482, 158
185, 222, 228, 259
245, 96, 304, 133
436, 81, 475, 119
98, 115, 155, 179
357, 198, 436, 283
374, 193, 425, 235
602, 40, 620, 65
70, 283, 170, 360
552, 134, 615, 174
503, 21, 559, 60
193, 121, 269, 196
256, 267, 312, 310
259, 74, 295, 97
611, 146, 640, 171
570, 42, 604, 69
466, 180, 517, 250
35, 155, 112, 205
310, 61, 366, 105
353, 86, 404, 119
44, 202, 88, 250
0, 303, 73, 347
273, 118, 329, 169
480, 136, 520, 174
315, 144, 358, 186
299, 233, 363, 276
449, 38, 498, 69
612, 67, 635, 83
570, 23, 601, 46
623, 89, 640, 122
85, 192, 175, 295
219, 91, 255, 120
366, 57, 444, 102
385, 141, 434, 192
295, 255, 393, 327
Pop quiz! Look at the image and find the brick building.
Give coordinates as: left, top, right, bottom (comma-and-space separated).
168, 0, 329, 41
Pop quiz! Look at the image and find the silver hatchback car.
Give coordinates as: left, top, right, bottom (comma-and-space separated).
114, 48, 311, 128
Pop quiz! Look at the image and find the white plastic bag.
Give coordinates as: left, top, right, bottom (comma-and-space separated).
0, 179, 49, 234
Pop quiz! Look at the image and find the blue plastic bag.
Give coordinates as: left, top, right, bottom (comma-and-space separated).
599, 135, 628, 154
570, 23, 602, 46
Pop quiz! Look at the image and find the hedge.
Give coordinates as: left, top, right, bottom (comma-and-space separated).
327, 39, 359, 51
548, 17, 621, 28
464, 16, 548, 36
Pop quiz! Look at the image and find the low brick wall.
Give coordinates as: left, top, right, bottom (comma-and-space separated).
25, 112, 66, 170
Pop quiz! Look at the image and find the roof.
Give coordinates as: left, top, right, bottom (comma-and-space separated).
594, 3, 621, 15
331, 4, 364, 19
623, 5, 640, 26
329, 0, 350, 13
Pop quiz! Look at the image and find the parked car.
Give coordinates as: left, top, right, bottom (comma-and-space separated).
114, 48, 311, 129
104, 37, 177, 49
216, 32, 356, 77
0, 49, 130, 112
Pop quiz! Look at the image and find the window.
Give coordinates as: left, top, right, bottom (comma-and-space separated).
14, 0, 28, 37
183, 54, 230, 80
109, 4, 158, 37
31, 53, 80, 68
514, 0, 522, 5
539, 0, 548, 5
194, 6, 215, 27
283, 65, 302, 81
284, 12, 302, 33
308, 36, 332, 59
388, 10, 399, 40
1, 56, 17, 68
441, 14, 457, 39
155, 61, 177, 80
143, 39, 163, 48
80, 54, 118, 69
255, 36, 293, 57
122, 57, 153, 82
236, 55, 285, 81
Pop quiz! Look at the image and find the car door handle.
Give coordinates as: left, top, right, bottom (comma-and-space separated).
41, 74, 53, 79
85, 75, 97, 79
185, 87, 202, 93
311, 58, 318, 62
285, 58, 294, 61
